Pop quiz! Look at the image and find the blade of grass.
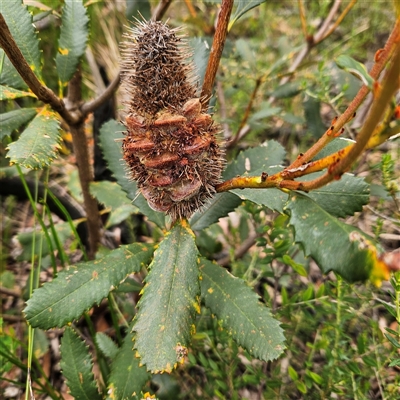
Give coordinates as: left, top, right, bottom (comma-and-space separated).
46, 186, 88, 261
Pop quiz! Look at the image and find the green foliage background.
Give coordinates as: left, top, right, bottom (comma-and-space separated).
1, 1, 399, 399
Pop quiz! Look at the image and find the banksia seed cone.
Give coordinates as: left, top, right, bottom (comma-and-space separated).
120, 20, 225, 220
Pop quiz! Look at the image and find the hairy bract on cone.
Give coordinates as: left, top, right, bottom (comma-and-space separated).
120, 20, 225, 220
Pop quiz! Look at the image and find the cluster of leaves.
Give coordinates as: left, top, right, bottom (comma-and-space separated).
1, 0, 399, 399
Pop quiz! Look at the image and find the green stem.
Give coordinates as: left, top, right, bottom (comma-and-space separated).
350, 372, 358, 400
45, 187, 88, 261
16, 167, 57, 267
326, 276, 342, 396
26, 172, 46, 400
334, 277, 342, 351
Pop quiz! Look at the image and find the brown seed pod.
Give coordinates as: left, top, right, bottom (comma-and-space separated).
120, 20, 225, 220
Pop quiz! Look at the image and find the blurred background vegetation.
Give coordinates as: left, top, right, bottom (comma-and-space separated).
1, 1, 399, 399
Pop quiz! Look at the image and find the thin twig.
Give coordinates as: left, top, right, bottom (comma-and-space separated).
313, 0, 342, 43
2, 314, 24, 322
152, 0, 173, 21
218, 233, 258, 267
82, 71, 120, 116
0, 285, 21, 297
281, 115, 396, 180
0, 14, 78, 125
228, 77, 262, 148
184, 0, 197, 18
0, 14, 121, 125
298, 0, 308, 40
316, 0, 358, 44
67, 70, 101, 258
201, 0, 234, 109
85, 47, 106, 93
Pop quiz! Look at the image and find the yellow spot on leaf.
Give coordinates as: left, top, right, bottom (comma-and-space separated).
208, 288, 214, 294
160, 325, 165, 331
193, 301, 201, 314
141, 393, 156, 399
165, 362, 173, 373
58, 48, 69, 55
107, 385, 116, 399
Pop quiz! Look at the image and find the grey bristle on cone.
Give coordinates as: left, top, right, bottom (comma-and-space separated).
121, 20, 198, 117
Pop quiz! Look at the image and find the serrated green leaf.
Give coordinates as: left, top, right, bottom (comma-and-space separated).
0, 108, 37, 140
303, 173, 369, 218
99, 120, 165, 228
229, 0, 267, 31
336, 55, 374, 89
98, 119, 141, 201
231, 166, 288, 213
107, 204, 138, 228
0, 50, 27, 89
96, 333, 119, 359
24, 243, 154, 329
0, 85, 36, 101
223, 140, 286, 180
56, 0, 89, 85
60, 327, 101, 400
108, 328, 150, 400
6, 108, 61, 169
200, 259, 286, 361
90, 181, 135, 210
133, 221, 200, 373
90, 181, 137, 227
285, 192, 388, 283
190, 192, 242, 231
0, 0, 42, 82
